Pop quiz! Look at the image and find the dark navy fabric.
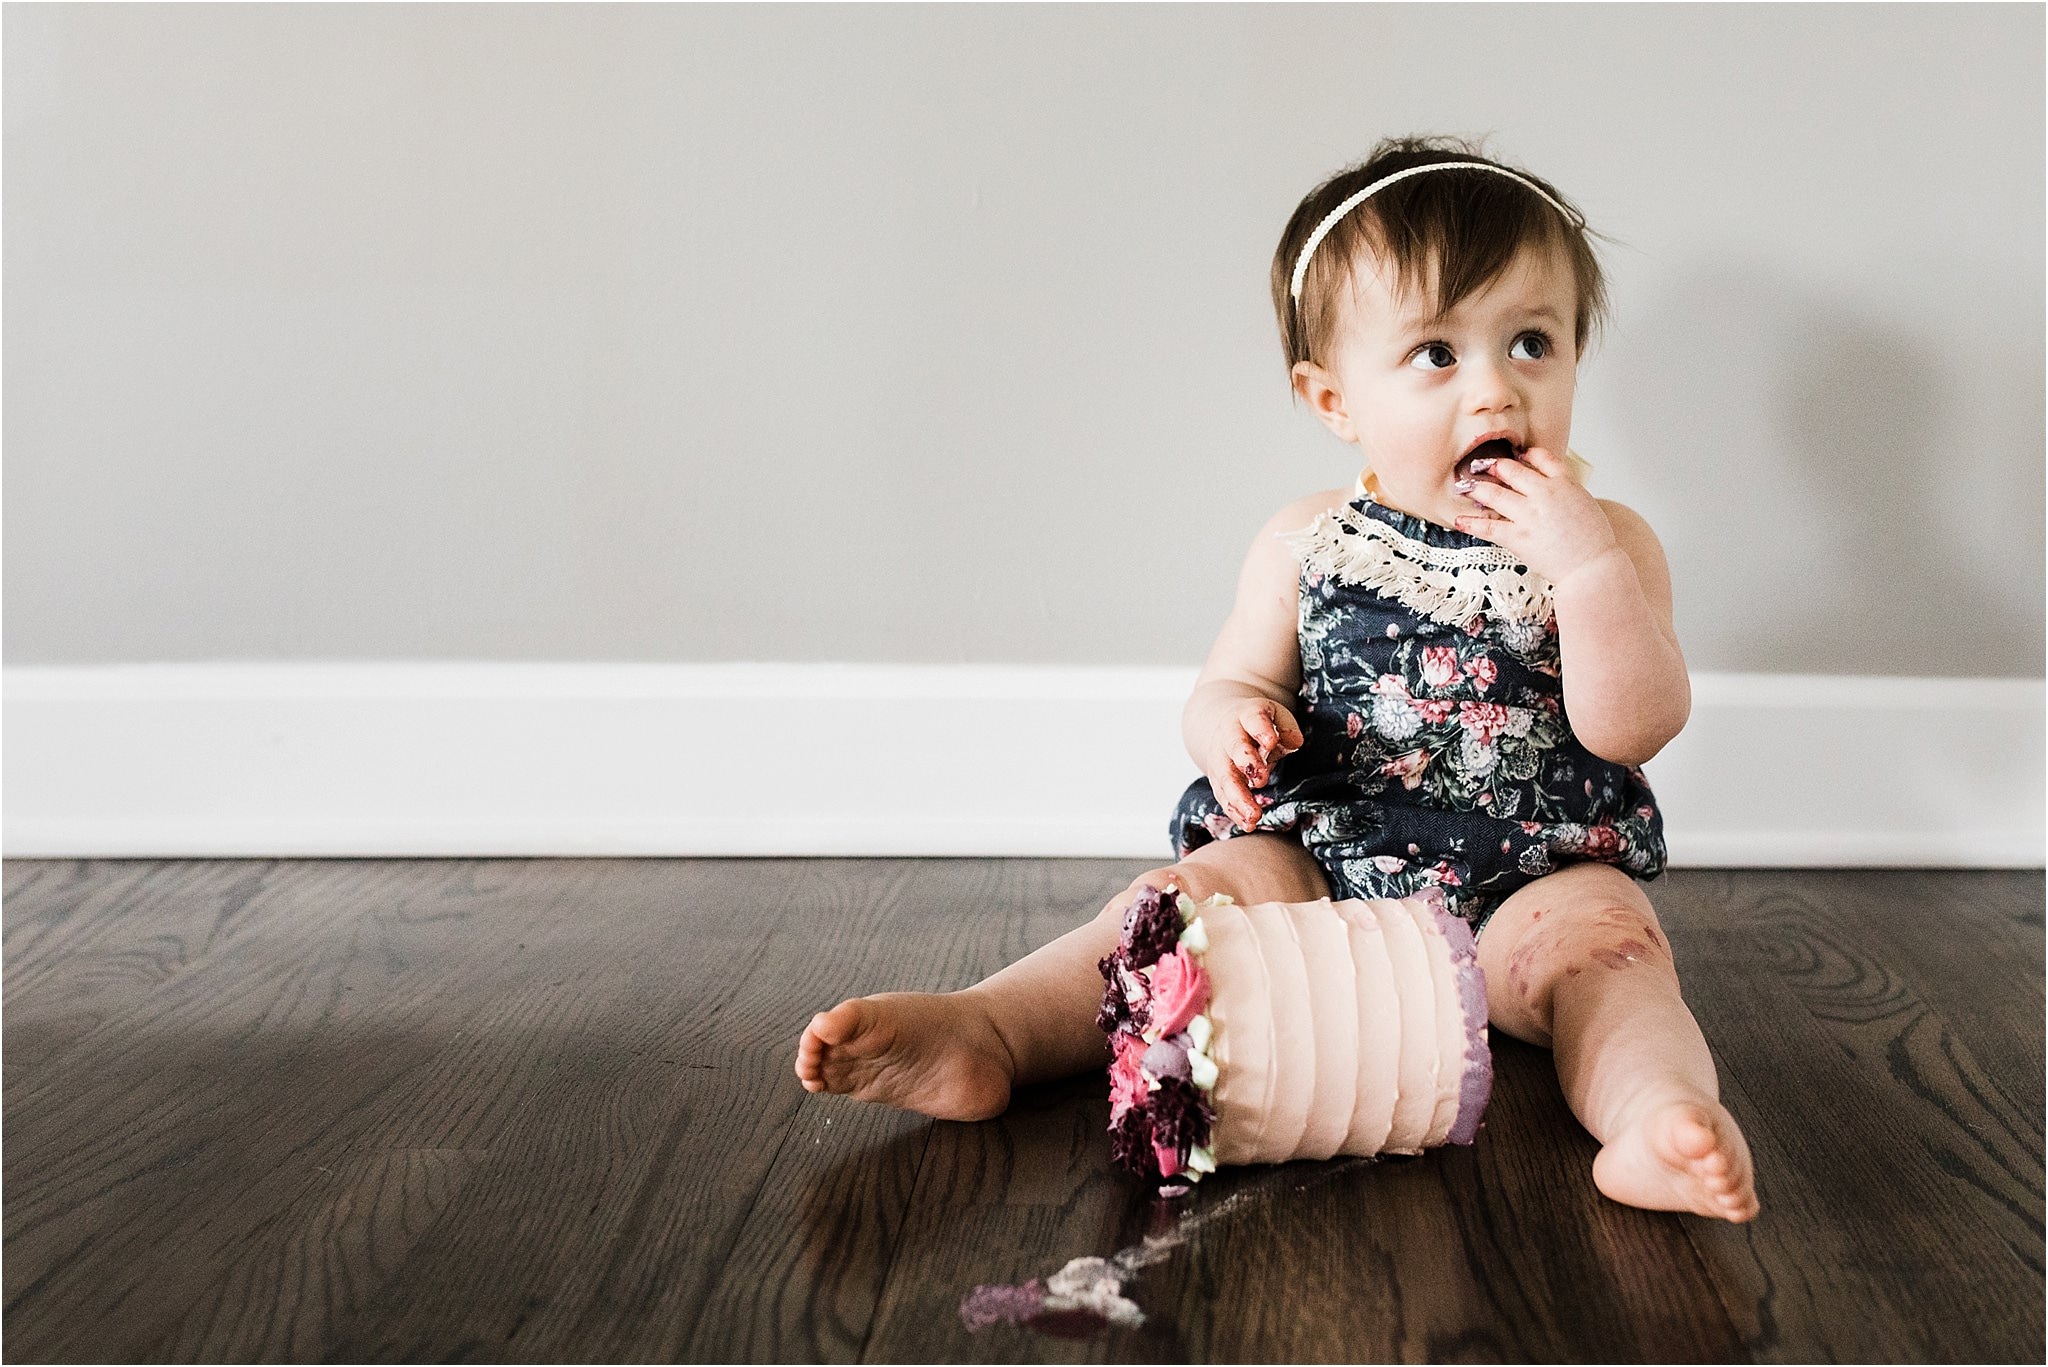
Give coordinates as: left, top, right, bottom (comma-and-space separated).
1170, 491, 1667, 934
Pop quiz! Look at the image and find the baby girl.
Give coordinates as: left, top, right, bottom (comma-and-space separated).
797, 136, 1758, 1222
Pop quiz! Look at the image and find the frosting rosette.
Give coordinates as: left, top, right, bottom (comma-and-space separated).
1096, 883, 1492, 1186
1095, 884, 1221, 1183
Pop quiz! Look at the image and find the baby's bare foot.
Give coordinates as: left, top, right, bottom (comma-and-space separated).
794, 991, 1016, 1121
1592, 1088, 1760, 1222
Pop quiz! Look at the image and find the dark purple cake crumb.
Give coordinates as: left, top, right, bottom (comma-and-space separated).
1119, 884, 1185, 968
1094, 951, 1129, 1034
1107, 1105, 1154, 1176
1146, 1075, 1214, 1169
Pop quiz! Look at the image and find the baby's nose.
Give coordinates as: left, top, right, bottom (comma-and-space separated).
1462, 357, 1519, 411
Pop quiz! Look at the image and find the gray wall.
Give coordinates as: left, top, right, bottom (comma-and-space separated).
6, 3, 2042, 675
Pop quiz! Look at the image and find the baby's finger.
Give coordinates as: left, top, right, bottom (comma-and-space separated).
1242, 703, 1280, 753
1273, 710, 1305, 752
1454, 512, 1510, 543
1461, 479, 1530, 520
1475, 454, 1539, 490
1212, 768, 1260, 827
1518, 445, 1568, 479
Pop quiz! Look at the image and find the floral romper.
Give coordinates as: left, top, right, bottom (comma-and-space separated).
1169, 480, 1668, 936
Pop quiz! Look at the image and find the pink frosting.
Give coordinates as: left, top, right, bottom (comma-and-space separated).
1108, 1032, 1149, 1121
1152, 1136, 1183, 1178
1146, 947, 1210, 1039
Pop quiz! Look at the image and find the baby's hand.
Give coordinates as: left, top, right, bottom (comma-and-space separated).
1206, 698, 1304, 831
1454, 446, 1620, 584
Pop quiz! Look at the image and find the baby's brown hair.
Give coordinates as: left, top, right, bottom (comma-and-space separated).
1272, 136, 1612, 383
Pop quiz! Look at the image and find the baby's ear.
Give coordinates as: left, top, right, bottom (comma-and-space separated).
1290, 361, 1356, 443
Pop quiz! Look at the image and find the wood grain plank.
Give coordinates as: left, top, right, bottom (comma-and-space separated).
312, 857, 824, 1361
153, 1148, 486, 1362
1663, 874, 2043, 1363
3, 858, 693, 1361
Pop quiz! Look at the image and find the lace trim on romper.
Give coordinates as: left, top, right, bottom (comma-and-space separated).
1284, 493, 1555, 629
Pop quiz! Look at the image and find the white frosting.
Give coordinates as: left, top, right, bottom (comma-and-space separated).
1292, 897, 1361, 1161
1337, 900, 1401, 1155
1253, 899, 1317, 1160
1193, 894, 1486, 1166
1395, 894, 1468, 1146
1203, 897, 1274, 1165
1369, 895, 1440, 1154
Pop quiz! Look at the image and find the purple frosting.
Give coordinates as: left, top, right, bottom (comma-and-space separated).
1141, 1035, 1193, 1084
960, 1279, 1046, 1331
1428, 901, 1494, 1144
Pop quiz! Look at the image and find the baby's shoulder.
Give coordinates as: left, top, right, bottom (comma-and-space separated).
1591, 497, 1668, 561
1231, 486, 1355, 596
1260, 486, 1356, 540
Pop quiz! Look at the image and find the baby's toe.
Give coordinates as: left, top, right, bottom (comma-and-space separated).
809, 999, 870, 1048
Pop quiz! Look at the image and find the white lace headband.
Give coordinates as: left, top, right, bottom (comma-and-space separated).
1288, 161, 1586, 305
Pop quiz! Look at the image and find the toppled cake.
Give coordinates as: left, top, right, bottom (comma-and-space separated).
1095, 883, 1493, 1185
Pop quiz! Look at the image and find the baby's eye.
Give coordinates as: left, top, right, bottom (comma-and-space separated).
1509, 331, 1553, 361
1407, 342, 1456, 371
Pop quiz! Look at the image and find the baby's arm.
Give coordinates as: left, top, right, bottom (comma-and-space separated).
1550, 500, 1690, 766
1183, 492, 1346, 828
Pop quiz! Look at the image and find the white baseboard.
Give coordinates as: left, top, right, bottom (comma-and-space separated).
4, 664, 2041, 866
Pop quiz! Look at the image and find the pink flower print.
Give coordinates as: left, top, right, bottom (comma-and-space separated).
1519, 821, 1544, 834
1476, 790, 1493, 806
1636, 805, 1655, 820
1463, 615, 1487, 636
1430, 861, 1463, 887
1379, 750, 1430, 790
1411, 698, 1454, 724
1147, 947, 1210, 1039
1108, 1032, 1149, 1121
1537, 695, 1561, 715
1203, 811, 1236, 841
1372, 673, 1411, 698
1583, 825, 1621, 858
1385, 623, 1401, 638
1465, 655, 1498, 693
1371, 854, 1407, 873
1346, 712, 1363, 738
1458, 701, 1511, 745
1420, 646, 1462, 689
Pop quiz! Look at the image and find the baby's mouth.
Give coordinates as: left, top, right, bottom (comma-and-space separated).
1455, 438, 1520, 483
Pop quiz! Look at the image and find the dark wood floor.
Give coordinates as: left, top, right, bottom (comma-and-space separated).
3, 859, 2041, 1363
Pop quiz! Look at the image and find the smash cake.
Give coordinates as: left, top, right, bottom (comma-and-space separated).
1095, 883, 1493, 1185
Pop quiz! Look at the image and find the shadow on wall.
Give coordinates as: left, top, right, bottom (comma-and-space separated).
1605, 256, 2044, 678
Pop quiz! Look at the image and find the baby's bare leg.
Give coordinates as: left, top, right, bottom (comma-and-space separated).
794, 833, 1329, 1120
1477, 862, 1760, 1221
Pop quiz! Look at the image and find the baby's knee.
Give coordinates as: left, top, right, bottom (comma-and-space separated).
1484, 887, 1677, 1042
1099, 861, 1221, 926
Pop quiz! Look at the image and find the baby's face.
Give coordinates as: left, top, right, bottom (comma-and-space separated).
1297, 241, 1581, 528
